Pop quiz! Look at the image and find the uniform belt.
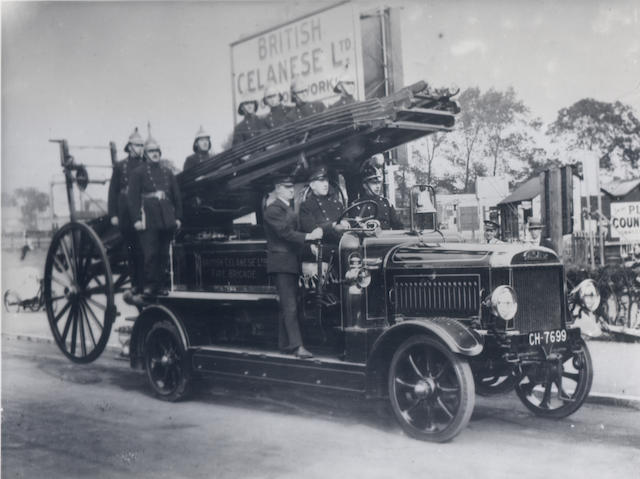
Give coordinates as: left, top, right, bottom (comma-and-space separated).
142, 191, 167, 200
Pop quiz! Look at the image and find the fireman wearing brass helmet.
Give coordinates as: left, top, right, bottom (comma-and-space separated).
286, 76, 326, 122
129, 135, 182, 297
262, 82, 291, 130
232, 99, 265, 146
108, 127, 145, 294
183, 126, 212, 170
353, 155, 403, 230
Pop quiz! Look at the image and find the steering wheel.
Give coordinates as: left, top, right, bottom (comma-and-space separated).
337, 200, 379, 226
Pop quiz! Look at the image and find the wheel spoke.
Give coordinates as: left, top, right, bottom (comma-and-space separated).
59, 236, 77, 281
438, 384, 460, 395
85, 296, 107, 311
51, 272, 74, 290
81, 299, 104, 331
80, 302, 97, 348
60, 303, 75, 342
78, 302, 87, 357
54, 301, 72, 323
70, 302, 79, 355
436, 396, 454, 419
562, 371, 580, 382
401, 397, 422, 419
53, 256, 75, 284
540, 378, 553, 409
408, 353, 425, 379
395, 377, 418, 389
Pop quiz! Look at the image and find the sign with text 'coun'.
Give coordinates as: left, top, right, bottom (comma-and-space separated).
609, 202, 640, 242
230, 2, 364, 123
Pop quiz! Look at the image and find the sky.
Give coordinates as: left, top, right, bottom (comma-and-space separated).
2, 0, 639, 204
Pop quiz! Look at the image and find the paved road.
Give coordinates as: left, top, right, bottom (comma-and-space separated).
2, 337, 639, 479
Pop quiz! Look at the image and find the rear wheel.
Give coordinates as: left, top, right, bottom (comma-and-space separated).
388, 335, 475, 442
44, 222, 115, 363
4, 289, 22, 313
144, 320, 192, 401
515, 338, 593, 418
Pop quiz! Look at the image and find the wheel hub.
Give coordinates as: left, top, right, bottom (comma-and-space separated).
161, 353, 174, 366
414, 378, 436, 398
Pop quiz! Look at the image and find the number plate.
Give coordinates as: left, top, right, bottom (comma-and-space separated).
528, 329, 567, 346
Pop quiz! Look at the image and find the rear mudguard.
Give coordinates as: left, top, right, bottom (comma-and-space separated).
365, 317, 483, 396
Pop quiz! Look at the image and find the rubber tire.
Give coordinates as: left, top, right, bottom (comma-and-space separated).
388, 335, 475, 442
143, 320, 192, 402
515, 338, 593, 419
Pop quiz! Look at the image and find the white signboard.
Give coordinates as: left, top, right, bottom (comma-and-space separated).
609, 202, 640, 242
230, 2, 364, 123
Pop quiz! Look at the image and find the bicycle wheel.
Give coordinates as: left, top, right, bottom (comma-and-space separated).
4, 289, 22, 313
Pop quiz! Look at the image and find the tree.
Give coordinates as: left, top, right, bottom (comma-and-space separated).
14, 187, 49, 230
548, 99, 640, 173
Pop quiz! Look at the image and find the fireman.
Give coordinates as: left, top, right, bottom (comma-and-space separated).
232, 99, 265, 146
287, 76, 326, 122
129, 136, 182, 297
108, 127, 145, 294
263, 174, 323, 358
183, 126, 212, 170
353, 155, 403, 230
262, 83, 291, 130
330, 75, 356, 108
483, 220, 504, 244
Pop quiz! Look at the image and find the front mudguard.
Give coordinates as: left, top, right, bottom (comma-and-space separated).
365, 317, 483, 397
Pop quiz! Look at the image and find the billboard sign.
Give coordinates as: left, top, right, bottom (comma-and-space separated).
230, 1, 364, 123
609, 201, 640, 242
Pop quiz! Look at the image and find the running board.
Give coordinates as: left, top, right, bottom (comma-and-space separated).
192, 346, 366, 393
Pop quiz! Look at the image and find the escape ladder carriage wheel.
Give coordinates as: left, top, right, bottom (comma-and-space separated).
388, 335, 475, 442
44, 222, 116, 363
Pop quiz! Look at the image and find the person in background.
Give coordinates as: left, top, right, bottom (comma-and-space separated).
263, 174, 323, 359
183, 126, 212, 170
129, 136, 182, 297
232, 99, 265, 146
353, 156, 403, 230
108, 127, 145, 294
330, 75, 356, 108
262, 83, 291, 130
527, 217, 554, 250
484, 220, 504, 244
287, 76, 326, 122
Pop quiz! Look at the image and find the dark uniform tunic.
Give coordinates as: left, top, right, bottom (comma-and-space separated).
232, 114, 266, 146
263, 198, 307, 351
183, 151, 211, 171
107, 156, 144, 291
299, 191, 343, 260
286, 101, 326, 122
263, 104, 292, 130
128, 161, 183, 293
354, 191, 404, 230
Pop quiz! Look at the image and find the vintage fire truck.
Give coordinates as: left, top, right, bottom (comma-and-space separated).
44, 82, 598, 442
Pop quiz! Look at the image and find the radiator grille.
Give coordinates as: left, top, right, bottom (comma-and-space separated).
394, 276, 480, 316
512, 267, 563, 333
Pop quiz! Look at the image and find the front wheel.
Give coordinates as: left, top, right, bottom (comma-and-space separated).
388, 335, 475, 442
515, 338, 593, 418
144, 320, 192, 402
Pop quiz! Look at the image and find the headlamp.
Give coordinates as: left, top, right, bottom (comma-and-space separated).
345, 254, 371, 290
490, 285, 518, 321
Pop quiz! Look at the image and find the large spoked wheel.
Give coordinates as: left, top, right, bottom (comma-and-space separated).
4, 289, 22, 313
515, 338, 593, 418
388, 335, 475, 442
44, 222, 115, 363
144, 320, 192, 402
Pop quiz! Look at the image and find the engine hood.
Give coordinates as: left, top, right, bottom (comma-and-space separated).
360, 233, 560, 269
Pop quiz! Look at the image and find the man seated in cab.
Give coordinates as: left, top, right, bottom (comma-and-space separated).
353, 155, 403, 230
184, 126, 213, 170
286, 76, 326, 122
129, 136, 182, 298
299, 165, 350, 286
232, 99, 265, 146
484, 220, 504, 244
526, 217, 554, 250
263, 174, 323, 359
